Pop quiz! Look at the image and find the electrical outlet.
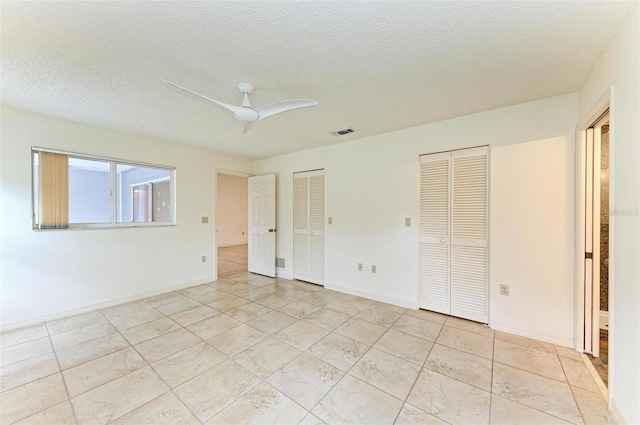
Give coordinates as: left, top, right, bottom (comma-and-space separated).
500, 284, 509, 296
328, 217, 333, 224
357, 263, 363, 271
202, 217, 209, 223
371, 265, 377, 273
405, 217, 411, 227
201, 256, 207, 263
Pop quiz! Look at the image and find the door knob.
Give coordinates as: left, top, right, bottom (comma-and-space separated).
268, 229, 273, 232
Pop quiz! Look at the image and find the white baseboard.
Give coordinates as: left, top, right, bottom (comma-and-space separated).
490, 320, 574, 347
324, 283, 417, 310
610, 400, 628, 425
1, 277, 216, 332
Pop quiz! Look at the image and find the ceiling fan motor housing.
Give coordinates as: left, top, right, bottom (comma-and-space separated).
237, 82, 254, 94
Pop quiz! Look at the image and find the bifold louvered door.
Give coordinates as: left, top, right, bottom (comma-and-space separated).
293, 170, 324, 285
419, 147, 488, 323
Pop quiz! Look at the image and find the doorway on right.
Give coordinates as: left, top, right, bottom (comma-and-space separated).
591, 120, 610, 387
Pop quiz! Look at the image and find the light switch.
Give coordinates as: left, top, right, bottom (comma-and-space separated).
328, 217, 333, 224
405, 217, 411, 227
202, 217, 209, 223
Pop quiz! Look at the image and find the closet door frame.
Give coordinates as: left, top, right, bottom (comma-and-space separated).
418, 146, 490, 324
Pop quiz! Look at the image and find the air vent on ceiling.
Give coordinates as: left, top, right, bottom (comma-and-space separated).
331, 128, 356, 136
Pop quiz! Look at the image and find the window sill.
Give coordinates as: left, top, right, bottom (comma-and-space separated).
32, 223, 177, 231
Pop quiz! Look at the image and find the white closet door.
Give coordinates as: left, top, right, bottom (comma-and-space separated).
450, 147, 488, 323
293, 174, 309, 278
419, 152, 451, 314
309, 173, 325, 283
293, 170, 324, 285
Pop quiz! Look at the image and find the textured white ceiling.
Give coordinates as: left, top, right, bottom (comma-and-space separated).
1, 1, 634, 159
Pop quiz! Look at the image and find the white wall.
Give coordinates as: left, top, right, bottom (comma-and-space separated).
256, 93, 578, 346
0, 106, 254, 329
578, 5, 640, 424
217, 173, 248, 247
490, 137, 574, 342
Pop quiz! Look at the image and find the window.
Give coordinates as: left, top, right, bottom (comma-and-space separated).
32, 148, 175, 229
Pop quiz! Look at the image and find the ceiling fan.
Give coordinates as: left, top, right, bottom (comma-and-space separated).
163, 80, 317, 131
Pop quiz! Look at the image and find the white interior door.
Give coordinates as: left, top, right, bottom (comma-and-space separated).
419, 152, 451, 314
248, 174, 276, 277
450, 147, 489, 323
294, 170, 324, 285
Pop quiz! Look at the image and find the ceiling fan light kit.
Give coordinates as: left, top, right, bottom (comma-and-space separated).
163, 80, 317, 130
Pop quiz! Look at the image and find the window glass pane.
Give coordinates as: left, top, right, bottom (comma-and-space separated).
68, 157, 111, 223
117, 164, 171, 223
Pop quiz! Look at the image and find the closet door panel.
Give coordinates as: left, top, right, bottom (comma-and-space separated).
293, 170, 324, 285
309, 173, 325, 282
451, 148, 488, 323
293, 175, 309, 278
419, 153, 451, 314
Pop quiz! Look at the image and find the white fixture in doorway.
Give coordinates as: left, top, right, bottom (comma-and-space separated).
577, 107, 610, 358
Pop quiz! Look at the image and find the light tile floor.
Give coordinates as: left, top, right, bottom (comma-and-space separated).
217, 244, 248, 276
1, 272, 615, 425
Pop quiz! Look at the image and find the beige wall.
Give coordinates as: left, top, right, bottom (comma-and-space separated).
256, 93, 578, 346
0, 106, 254, 329
217, 173, 248, 247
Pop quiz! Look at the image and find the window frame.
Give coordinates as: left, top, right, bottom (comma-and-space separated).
31, 147, 176, 230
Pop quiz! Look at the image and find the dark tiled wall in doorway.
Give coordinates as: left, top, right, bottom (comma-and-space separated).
600, 125, 609, 312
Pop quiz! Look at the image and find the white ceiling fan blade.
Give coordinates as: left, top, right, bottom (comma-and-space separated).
256, 99, 318, 121
163, 80, 259, 123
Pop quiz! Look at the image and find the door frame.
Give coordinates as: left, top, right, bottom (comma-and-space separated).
214, 169, 253, 280
574, 87, 614, 399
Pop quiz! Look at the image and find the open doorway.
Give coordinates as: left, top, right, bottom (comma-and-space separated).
577, 108, 610, 388
592, 119, 610, 386
216, 172, 249, 277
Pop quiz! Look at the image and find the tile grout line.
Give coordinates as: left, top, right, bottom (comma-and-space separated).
580, 352, 609, 399
44, 321, 81, 425
100, 300, 208, 423
488, 328, 496, 424
389, 310, 442, 424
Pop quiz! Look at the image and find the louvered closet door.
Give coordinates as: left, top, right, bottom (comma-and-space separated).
293, 170, 325, 285
450, 147, 488, 323
419, 153, 451, 315
309, 173, 325, 283
293, 175, 309, 278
